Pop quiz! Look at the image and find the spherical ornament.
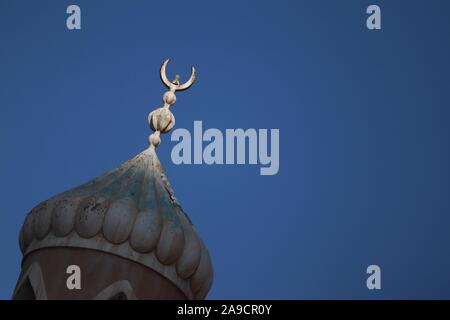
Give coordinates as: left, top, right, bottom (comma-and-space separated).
163, 91, 176, 105
149, 132, 161, 147
148, 108, 175, 133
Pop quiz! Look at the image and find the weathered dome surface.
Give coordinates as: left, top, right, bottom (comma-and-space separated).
19, 147, 213, 299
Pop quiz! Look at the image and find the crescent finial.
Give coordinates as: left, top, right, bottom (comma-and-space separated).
149, 59, 197, 149
160, 59, 196, 92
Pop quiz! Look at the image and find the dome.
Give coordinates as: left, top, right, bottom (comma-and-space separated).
19, 147, 213, 299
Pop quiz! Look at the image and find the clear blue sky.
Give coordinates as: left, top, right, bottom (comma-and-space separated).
1, 0, 450, 299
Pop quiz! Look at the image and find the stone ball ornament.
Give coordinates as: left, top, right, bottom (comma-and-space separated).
148, 108, 175, 133
163, 91, 177, 105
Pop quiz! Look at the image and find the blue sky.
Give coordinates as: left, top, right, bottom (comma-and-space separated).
1, 0, 450, 299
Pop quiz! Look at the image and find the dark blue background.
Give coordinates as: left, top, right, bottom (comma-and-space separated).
1, 0, 450, 299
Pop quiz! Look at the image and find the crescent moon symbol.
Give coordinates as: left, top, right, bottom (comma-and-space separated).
160, 59, 196, 92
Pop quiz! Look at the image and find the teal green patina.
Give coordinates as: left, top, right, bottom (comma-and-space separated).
57, 147, 184, 230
